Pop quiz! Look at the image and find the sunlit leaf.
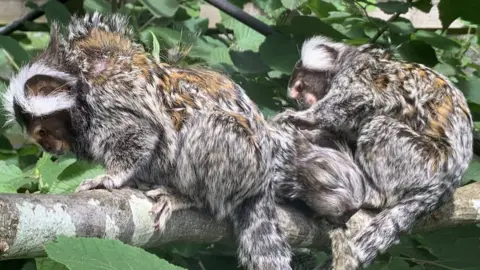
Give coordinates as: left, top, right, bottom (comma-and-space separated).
139, 0, 179, 18
45, 236, 186, 270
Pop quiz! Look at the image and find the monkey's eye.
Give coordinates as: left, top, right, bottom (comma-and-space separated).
37, 129, 46, 136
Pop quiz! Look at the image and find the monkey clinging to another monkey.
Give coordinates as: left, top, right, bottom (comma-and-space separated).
3, 13, 372, 270
274, 35, 473, 269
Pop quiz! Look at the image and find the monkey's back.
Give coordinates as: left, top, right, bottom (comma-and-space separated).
332, 52, 473, 182
336, 52, 472, 144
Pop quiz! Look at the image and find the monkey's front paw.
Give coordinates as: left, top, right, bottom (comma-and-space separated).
271, 109, 297, 124
272, 109, 316, 129
75, 174, 124, 192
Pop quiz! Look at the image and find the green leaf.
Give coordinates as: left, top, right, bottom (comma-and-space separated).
412, 0, 433, 13
173, 17, 209, 34
233, 75, 286, 118
0, 160, 31, 193
231, 16, 270, 52
459, 77, 480, 105
376, 1, 410, 14
387, 19, 416, 35
43, 0, 71, 26
0, 35, 31, 67
259, 32, 299, 74
281, 0, 308, 10
83, 0, 112, 13
463, 155, 480, 183
208, 47, 234, 66
253, 0, 283, 14
438, 0, 480, 29
230, 50, 270, 74
415, 224, 480, 268
36, 257, 68, 270
0, 135, 13, 151
307, 0, 337, 18
50, 162, 104, 194
45, 236, 186, 270
219, 11, 238, 30
397, 40, 439, 67
149, 31, 161, 62
413, 30, 461, 51
286, 16, 348, 41
433, 63, 456, 77
139, 0, 179, 18
35, 153, 77, 190
141, 27, 182, 48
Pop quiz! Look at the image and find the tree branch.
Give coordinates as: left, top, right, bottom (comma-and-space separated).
0, 182, 479, 261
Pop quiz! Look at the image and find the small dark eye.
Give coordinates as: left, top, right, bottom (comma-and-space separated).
37, 129, 46, 136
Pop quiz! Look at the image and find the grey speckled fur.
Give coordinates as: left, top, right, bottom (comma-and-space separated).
274, 36, 474, 269
4, 13, 369, 270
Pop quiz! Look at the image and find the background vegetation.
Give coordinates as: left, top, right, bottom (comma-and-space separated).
0, 0, 479, 269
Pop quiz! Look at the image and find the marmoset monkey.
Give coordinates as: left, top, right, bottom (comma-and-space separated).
274, 36, 474, 269
3, 14, 367, 270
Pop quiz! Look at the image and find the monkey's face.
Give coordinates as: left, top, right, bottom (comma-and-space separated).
10, 74, 76, 156
287, 61, 331, 109
25, 110, 73, 156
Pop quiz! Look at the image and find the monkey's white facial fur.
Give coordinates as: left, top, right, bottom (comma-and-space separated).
300, 36, 346, 71
2, 62, 76, 126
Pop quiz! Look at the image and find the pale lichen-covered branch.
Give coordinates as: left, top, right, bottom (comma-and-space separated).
0, 182, 479, 260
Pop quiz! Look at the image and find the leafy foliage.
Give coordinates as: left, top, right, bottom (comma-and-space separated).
45, 236, 185, 270
0, 0, 479, 269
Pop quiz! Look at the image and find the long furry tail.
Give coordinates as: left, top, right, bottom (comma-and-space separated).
319, 189, 452, 270
231, 187, 293, 270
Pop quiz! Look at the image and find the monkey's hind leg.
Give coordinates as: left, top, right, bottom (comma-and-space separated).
145, 186, 195, 232
330, 116, 460, 269
231, 190, 293, 270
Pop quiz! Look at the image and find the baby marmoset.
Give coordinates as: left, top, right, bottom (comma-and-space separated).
274, 36, 474, 269
3, 13, 366, 270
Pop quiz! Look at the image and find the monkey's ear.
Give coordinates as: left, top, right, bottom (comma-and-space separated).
300, 36, 347, 71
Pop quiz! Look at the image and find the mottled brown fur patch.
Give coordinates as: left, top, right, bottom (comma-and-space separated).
76, 28, 133, 55
374, 75, 389, 90
433, 77, 446, 89
168, 68, 236, 101
169, 109, 188, 130
417, 69, 426, 78
225, 111, 260, 151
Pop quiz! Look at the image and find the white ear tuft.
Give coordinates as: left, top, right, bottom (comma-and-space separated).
300, 36, 347, 71
1, 61, 76, 125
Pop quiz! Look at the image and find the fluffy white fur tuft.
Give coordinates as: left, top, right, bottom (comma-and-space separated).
1, 61, 76, 126
300, 36, 347, 71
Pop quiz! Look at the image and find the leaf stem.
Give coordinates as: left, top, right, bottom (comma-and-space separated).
394, 257, 461, 270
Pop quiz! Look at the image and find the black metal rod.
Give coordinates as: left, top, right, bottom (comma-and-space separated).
203, 0, 274, 36
0, 0, 70, 36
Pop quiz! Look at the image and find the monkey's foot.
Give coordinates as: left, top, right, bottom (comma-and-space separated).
145, 187, 192, 232
75, 174, 125, 192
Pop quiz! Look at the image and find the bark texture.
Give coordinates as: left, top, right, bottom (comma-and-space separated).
0, 182, 479, 260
